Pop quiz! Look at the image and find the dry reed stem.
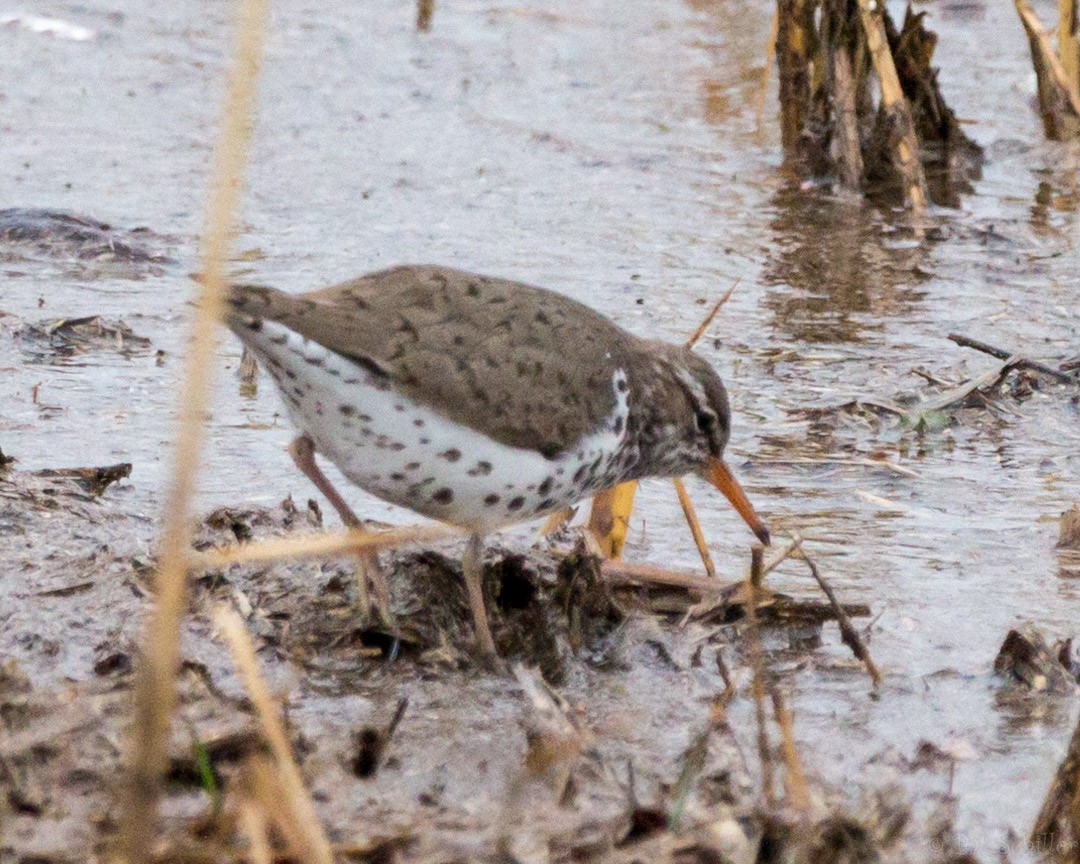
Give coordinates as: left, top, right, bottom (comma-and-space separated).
1059, 0, 1080, 97
193, 522, 459, 569
746, 544, 775, 806
856, 0, 928, 210
755, 8, 780, 134
215, 607, 333, 864
118, 0, 269, 859
238, 799, 274, 864
1016, 0, 1080, 139
769, 686, 810, 811
794, 539, 882, 686
672, 478, 717, 579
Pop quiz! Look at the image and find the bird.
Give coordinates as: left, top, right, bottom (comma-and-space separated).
222, 264, 769, 660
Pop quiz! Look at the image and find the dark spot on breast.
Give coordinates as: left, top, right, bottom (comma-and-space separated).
394, 404, 405, 412
245, 318, 263, 331
405, 462, 421, 471
507, 496, 525, 511
537, 477, 553, 496
433, 487, 454, 504
537, 498, 555, 511
573, 465, 587, 483
484, 493, 500, 506
284, 368, 297, 380
439, 448, 462, 462
617, 377, 629, 393
413, 418, 425, 427
420, 437, 430, 445
468, 461, 493, 477
303, 356, 325, 367
390, 442, 405, 451
269, 333, 287, 345
339, 405, 355, 416
390, 472, 405, 481
539, 442, 561, 459
613, 416, 624, 435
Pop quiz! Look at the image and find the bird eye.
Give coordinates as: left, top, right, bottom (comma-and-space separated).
696, 411, 714, 433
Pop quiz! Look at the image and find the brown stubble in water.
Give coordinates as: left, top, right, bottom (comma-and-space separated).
118, 0, 270, 859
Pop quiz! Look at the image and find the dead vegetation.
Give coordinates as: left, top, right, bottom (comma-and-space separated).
772, 0, 983, 208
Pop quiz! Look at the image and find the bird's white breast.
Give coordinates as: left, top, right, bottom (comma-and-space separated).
237, 320, 631, 533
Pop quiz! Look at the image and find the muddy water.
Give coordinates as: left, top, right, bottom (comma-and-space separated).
1, 0, 1078, 856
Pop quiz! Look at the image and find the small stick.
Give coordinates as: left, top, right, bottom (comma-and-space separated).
672, 478, 717, 579
685, 278, 740, 348
746, 544, 775, 805
215, 607, 333, 864
770, 686, 810, 811
948, 332, 1077, 384
795, 542, 882, 687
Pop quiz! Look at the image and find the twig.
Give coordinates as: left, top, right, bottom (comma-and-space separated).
672, 479, 717, 578
794, 541, 881, 687
746, 544, 774, 806
215, 607, 333, 864
770, 686, 810, 811
948, 332, 1078, 384
685, 278, 740, 348
119, 0, 269, 858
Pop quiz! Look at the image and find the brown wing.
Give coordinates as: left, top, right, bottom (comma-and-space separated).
226, 264, 639, 456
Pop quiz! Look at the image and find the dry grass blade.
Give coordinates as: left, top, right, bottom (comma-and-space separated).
1061, 0, 1080, 95
119, 0, 269, 859
215, 607, 333, 864
746, 544, 774, 805
770, 686, 810, 811
684, 278, 739, 348
856, 0, 928, 209
672, 478, 717, 579
193, 522, 460, 569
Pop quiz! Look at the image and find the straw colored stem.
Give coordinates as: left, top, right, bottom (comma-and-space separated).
671, 479, 717, 579
216, 607, 333, 864
856, 0, 928, 209
770, 686, 810, 810
755, 8, 780, 134
684, 279, 739, 349
238, 799, 274, 864
193, 523, 459, 569
119, 0, 269, 859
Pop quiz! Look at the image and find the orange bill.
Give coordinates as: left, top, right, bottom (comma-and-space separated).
705, 456, 770, 546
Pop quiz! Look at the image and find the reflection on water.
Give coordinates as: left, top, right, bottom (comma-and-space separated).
760, 189, 931, 343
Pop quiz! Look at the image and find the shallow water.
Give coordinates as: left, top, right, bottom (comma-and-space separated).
1, 0, 1078, 856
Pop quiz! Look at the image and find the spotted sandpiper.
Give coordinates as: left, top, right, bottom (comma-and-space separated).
224, 264, 769, 658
